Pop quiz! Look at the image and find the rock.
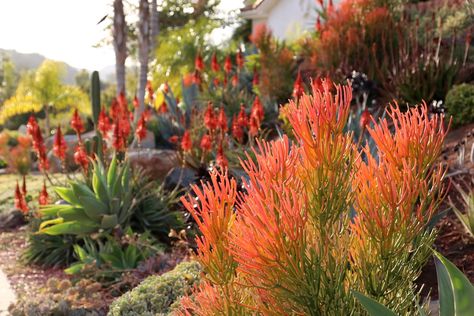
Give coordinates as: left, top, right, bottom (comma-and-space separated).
0, 209, 26, 230
164, 167, 198, 191
128, 149, 179, 181
131, 130, 155, 149
428, 300, 439, 315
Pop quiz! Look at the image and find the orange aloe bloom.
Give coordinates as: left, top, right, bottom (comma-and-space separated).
181, 130, 192, 152
215, 144, 228, 169
195, 52, 204, 71
135, 115, 147, 143
292, 70, 304, 99
71, 109, 85, 135
204, 102, 217, 131
74, 144, 89, 170
15, 181, 28, 213
39, 180, 49, 206
237, 104, 248, 128
231, 116, 244, 143
251, 96, 264, 125
211, 52, 220, 72
200, 134, 212, 152
236, 49, 244, 69
217, 107, 228, 132
53, 126, 67, 162
98, 109, 111, 137
224, 55, 232, 74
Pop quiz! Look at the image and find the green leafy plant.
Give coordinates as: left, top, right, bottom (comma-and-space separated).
445, 84, 474, 128
108, 261, 201, 316
65, 229, 161, 280
38, 156, 133, 236
449, 180, 474, 238
131, 179, 183, 241
353, 251, 474, 316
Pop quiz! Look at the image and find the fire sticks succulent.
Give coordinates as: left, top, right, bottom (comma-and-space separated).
177, 81, 448, 315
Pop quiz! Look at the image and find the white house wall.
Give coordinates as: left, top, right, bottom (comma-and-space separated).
265, 0, 318, 41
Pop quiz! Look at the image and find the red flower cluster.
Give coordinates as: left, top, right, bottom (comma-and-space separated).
211, 53, 220, 72
71, 109, 85, 135
181, 130, 192, 152
236, 49, 244, 69
135, 112, 148, 143
98, 109, 111, 137
74, 144, 89, 170
26, 115, 49, 171
292, 71, 305, 99
15, 181, 28, 213
224, 56, 232, 74
53, 126, 67, 162
195, 52, 204, 72
217, 107, 228, 132
146, 81, 154, 102
109, 94, 132, 152
38, 180, 49, 206
200, 134, 212, 152
204, 102, 218, 131
360, 109, 371, 129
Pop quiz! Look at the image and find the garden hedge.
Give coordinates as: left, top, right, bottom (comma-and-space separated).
445, 83, 474, 128
107, 261, 201, 316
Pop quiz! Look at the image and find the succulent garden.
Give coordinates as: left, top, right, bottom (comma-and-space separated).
0, 0, 474, 315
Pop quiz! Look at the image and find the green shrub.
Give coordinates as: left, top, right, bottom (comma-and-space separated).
107, 261, 201, 316
445, 84, 474, 128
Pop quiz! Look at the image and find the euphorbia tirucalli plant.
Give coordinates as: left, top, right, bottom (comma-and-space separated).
177, 81, 447, 315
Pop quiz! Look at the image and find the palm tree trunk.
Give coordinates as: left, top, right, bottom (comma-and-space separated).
135, 0, 150, 120
113, 0, 127, 96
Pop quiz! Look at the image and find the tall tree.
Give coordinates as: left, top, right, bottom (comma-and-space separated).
113, 0, 127, 96
150, 0, 159, 54
0, 60, 89, 131
0, 54, 18, 103
136, 0, 150, 118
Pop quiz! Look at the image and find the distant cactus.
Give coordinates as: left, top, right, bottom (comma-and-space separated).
90, 71, 101, 126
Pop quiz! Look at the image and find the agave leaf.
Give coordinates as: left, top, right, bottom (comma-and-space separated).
38, 204, 74, 217
39, 217, 65, 231
64, 262, 84, 275
92, 164, 109, 204
55, 187, 80, 205
435, 252, 455, 316
73, 244, 88, 261
452, 208, 473, 237
57, 207, 95, 223
40, 221, 97, 236
121, 161, 130, 193
434, 251, 474, 315
77, 196, 108, 218
107, 155, 118, 187
352, 291, 397, 316
71, 182, 97, 200
101, 214, 118, 229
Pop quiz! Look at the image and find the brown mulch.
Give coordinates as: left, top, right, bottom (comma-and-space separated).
417, 123, 474, 299
0, 228, 67, 300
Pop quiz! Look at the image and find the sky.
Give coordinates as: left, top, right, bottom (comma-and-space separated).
0, 0, 243, 71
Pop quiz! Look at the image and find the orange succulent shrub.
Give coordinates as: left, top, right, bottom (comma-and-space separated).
349, 104, 447, 311
177, 81, 447, 315
301, 0, 398, 83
